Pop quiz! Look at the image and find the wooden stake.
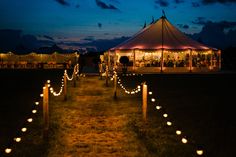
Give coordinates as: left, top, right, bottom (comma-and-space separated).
113, 72, 117, 99
64, 72, 67, 101
105, 65, 108, 87
43, 83, 49, 139
142, 83, 148, 121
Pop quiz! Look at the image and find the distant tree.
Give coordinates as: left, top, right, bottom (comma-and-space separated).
119, 56, 129, 73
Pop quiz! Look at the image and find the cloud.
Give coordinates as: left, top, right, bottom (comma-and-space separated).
109, 0, 120, 4
202, 0, 236, 4
192, 17, 208, 25
177, 24, 189, 29
98, 23, 102, 29
43, 35, 54, 40
95, 0, 118, 10
192, 2, 200, 7
83, 36, 95, 41
189, 20, 236, 48
175, 0, 184, 3
155, 0, 169, 7
54, 0, 70, 6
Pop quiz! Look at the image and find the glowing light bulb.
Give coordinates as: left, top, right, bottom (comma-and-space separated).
137, 85, 141, 89
14, 137, 21, 142
196, 149, 204, 155
47, 80, 50, 83
182, 138, 188, 144
167, 121, 172, 126
148, 91, 152, 95
35, 102, 39, 105
27, 118, 33, 123
151, 98, 155, 102
163, 113, 168, 118
176, 130, 182, 135
156, 106, 161, 110
5, 148, 12, 154
21, 127, 27, 132
43, 87, 46, 89
40, 94, 43, 97
32, 110, 37, 114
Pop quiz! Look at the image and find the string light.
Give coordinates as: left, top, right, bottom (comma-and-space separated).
196, 149, 204, 156
182, 138, 188, 144
149, 91, 152, 95
167, 121, 172, 126
5, 148, 12, 154
14, 137, 21, 143
176, 130, 182, 135
32, 110, 37, 114
151, 98, 155, 102
163, 113, 168, 118
21, 127, 27, 132
156, 106, 162, 110
35, 102, 39, 105
40, 94, 43, 97
27, 118, 33, 123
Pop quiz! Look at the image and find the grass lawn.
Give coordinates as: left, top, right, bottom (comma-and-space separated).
1, 70, 236, 157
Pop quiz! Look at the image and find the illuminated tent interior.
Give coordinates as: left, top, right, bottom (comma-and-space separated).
106, 15, 221, 72
0, 52, 79, 69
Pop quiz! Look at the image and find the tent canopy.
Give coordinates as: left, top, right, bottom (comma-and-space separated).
110, 16, 215, 51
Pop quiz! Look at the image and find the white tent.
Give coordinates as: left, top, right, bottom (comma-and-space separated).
107, 15, 221, 73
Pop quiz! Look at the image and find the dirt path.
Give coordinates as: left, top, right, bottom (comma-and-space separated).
48, 76, 149, 157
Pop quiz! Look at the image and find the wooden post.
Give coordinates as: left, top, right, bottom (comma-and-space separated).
64, 72, 67, 101
133, 49, 136, 71
113, 72, 117, 99
73, 72, 76, 87
142, 83, 148, 121
105, 65, 109, 87
189, 49, 192, 72
108, 51, 111, 70
43, 83, 49, 139
99, 63, 102, 79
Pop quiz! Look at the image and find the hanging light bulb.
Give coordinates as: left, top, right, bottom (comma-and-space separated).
182, 138, 188, 144
35, 102, 39, 105
151, 98, 155, 102
32, 110, 37, 114
27, 118, 33, 123
196, 149, 204, 156
148, 91, 152, 95
21, 127, 27, 132
156, 106, 161, 110
163, 113, 168, 118
167, 121, 172, 126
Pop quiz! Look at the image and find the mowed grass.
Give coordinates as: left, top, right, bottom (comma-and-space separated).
1, 71, 236, 157
121, 72, 236, 157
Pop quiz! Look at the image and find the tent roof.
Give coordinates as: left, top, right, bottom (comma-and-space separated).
110, 16, 216, 51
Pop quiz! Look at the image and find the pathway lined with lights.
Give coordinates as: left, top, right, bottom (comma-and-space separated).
47, 76, 150, 157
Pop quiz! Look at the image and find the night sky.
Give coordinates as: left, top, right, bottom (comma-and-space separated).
0, 0, 236, 52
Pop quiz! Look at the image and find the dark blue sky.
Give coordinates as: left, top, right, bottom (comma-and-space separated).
0, 0, 236, 51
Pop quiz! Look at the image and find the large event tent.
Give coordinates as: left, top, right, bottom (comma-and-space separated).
105, 15, 221, 72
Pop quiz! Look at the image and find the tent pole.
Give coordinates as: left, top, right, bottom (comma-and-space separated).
133, 49, 136, 72
161, 49, 164, 72
161, 16, 164, 73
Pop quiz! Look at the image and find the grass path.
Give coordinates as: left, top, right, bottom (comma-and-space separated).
48, 76, 149, 157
